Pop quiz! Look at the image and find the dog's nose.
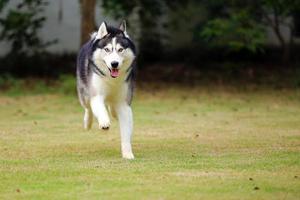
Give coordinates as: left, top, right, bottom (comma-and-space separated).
111, 61, 119, 68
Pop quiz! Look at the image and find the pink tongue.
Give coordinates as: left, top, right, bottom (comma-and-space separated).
111, 69, 119, 77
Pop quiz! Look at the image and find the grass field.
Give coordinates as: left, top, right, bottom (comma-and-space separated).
0, 81, 300, 199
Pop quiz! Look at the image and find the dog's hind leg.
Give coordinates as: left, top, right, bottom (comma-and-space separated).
77, 87, 93, 130
83, 107, 93, 130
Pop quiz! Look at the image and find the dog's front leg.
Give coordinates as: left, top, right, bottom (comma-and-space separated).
116, 103, 134, 159
90, 95, 110, 130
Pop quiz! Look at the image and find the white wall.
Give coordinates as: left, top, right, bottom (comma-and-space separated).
40, 0, 81, 53
0, 0, 115, 55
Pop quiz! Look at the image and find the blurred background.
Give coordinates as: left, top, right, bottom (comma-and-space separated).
0, 0, 299, 88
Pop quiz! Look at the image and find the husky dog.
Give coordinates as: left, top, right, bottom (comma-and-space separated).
76, 21, 136, 159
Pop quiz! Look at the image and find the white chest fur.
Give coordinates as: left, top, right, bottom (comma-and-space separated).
90, 73, 128, 104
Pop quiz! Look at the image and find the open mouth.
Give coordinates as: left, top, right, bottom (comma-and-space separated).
110, 68, 119, 78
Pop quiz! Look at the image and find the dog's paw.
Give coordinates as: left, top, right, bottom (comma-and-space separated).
99, 121, 110, 130
122, 151, 135, 160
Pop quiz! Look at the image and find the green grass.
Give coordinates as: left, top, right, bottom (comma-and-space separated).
0, 80, 300, 199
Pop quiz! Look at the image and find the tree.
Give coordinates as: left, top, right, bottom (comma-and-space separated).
0, 0, 55, 55
200, 0, 300, 63
79, 0, 96, 45
201, 9, 266, 54
260, 0, 300, 63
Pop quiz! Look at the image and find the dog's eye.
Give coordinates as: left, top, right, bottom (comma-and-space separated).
104, 48, 110, 52
118, 48, 124, 53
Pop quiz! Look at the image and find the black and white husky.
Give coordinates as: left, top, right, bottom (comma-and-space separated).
76, 21, 136, 159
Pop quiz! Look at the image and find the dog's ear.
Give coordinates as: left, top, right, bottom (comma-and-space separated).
96, 22, 108, 39
119, 20, 126, 32
119, 20, 130, 38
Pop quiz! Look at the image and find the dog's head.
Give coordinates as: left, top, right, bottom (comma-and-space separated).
91, 21, 136, 78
